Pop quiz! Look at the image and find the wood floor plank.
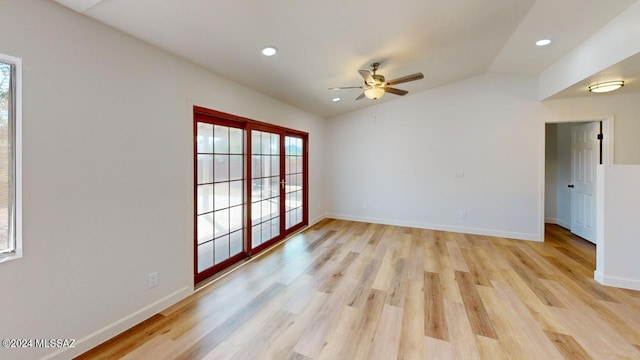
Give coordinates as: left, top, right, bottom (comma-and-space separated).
345, 257, 382, 309
507, 245, 552, 280
476, 285, 541, 360
446, 240, 470, 272
423, 336, 452, 359
506, 257, 564, 307
445, 299, 481, 360
386, 258, 408, 307
490, 280, 565, 360
424, 271, 448, 341
544, 276, 640, 347
172, 283, 286, 360
350, 288, 388, 360
475, 335, 510, 360
460, 247, 493, 286
495, 269, 568, 334
292, 275, 360, 358
75, 222, 640, 360
262, 291, 330, 359
318, 251, 359, 294
455, 270, 498, 339
366, 304, 403, 360
544, 279, 640, 359
544, 331, 591, 360
407, 236, 425, 281
397, 279, 425, 360
314, 305, 360, 360
371, 249, 395, 291
286, 352, 313, 360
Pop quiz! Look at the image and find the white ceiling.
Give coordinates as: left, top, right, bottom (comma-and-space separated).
54, 0, 638, 118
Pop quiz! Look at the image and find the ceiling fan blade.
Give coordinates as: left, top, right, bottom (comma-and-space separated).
355, 93, 366, 100
383, 87, 409, 96
386, 72, 424, 86
358, 70, 374, 85
328, 86, 362, 90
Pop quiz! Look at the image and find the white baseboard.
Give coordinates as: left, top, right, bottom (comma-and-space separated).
309, 214, 327, 227
326, 213, 541, 242
544, 217, 556, 224
42, 286, 193, 360
594, 270, 640, 291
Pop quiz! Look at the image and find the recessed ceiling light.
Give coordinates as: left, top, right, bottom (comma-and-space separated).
261, 46, 277, 56
589, 80, 624, 93
332, 97, 341, 102
536, 39, 551, 47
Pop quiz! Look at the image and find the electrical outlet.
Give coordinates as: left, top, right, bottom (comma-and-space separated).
454, 170, 465, 178
148, 272, 159, 289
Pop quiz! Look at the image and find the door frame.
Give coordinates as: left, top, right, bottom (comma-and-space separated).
193, 106, 309, 284
540, 116, 614, 242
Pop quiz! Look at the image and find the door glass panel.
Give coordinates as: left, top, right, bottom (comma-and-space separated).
230, 230, 243, 256
197, 184, 214, 214
197, 155, 213, 183
197, 213, 213, 245
214, 235, 230, 264
197, 123, 214, 153
197, 242, 214, 273
229, 155, 243, 180
250, 130, 280, 249
195, 122, 244, 276
285, 136, 304, 229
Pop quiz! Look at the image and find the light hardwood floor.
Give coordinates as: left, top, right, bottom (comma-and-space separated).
76, 220, 640, 359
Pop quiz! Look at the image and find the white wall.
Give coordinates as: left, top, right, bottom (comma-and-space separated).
0, 1, 326, 359
544, 124, 558, 222
596, 165, 640, 290
543, 92, 640, 164
326, 74, 544, 241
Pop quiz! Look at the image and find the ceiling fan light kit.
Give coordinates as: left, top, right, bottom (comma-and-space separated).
364, 87, 385, 99
330, 62, 424, 101
588, 80, 624, 93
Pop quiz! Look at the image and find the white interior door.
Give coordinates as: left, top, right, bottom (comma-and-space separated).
570, 122, 599, 244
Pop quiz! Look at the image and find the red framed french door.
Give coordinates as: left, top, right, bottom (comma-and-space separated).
284, 133, 308, 233
194, 107, 308, 284
247, 125, 284, 253
194, 117, 246, 283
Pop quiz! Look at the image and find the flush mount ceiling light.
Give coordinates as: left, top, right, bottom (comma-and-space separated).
261, 46, 277, 56
332, 97, 341, 102
536, 39, 551, 46
588, 80, 624, 93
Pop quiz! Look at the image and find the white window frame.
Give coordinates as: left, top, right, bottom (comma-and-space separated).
0, 53, 22, 263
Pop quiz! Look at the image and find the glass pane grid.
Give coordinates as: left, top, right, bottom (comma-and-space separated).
196, 122, 245, 274
284, 136, 304, 230
251, 130, 281, 248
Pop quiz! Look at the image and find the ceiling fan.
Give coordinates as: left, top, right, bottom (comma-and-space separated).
329, 62, 424, 100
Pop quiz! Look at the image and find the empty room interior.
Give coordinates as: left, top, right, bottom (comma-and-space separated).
2, 0, 640, 359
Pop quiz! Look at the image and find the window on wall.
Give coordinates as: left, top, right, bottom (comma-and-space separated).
194, 108, 308, 284
0, 53, 22, 263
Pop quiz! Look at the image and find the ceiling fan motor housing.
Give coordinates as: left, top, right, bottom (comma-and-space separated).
372, 74, 385, 86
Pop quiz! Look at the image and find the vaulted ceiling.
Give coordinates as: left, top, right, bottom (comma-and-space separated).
54, 0, 638, 118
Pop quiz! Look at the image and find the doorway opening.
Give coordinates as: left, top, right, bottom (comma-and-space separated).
543, 117, 614, 245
